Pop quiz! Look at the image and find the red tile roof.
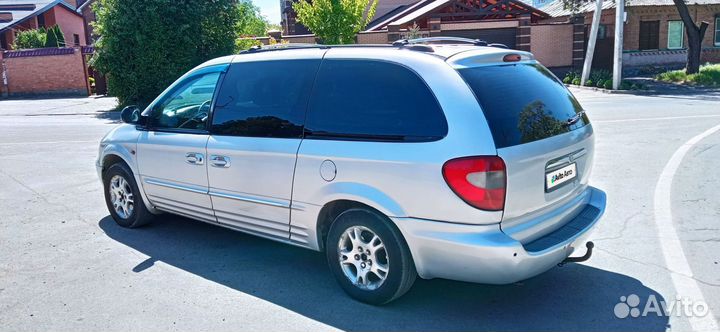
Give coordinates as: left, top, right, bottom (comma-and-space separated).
3, 47, 75, 58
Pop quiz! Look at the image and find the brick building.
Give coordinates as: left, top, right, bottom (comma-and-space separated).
0, 0, 87, 50
75, 0, 95, 45
542, 0, 720, 69
281, 0, 720, 73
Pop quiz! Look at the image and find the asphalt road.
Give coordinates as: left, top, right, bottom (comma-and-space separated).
0, 89, 718, 332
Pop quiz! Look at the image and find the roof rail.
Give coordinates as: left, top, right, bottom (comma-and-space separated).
392, 37, 488, 47
487, 43, 509, 49
239, 43, 327, 54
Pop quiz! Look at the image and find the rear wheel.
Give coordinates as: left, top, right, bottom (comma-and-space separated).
326, 208, 416, 304
103, 163, 153, 228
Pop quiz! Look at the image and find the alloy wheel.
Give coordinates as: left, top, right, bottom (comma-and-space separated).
109, 175, 134, 219
337, 226, 390, 290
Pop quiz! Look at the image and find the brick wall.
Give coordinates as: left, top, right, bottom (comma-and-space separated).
357, 31, 389, 44
624, 5, 720, 51
531, 23, 574, 67
1, 47, 89, 97
282, 34, 317, 44
0, 51, 6, 97
702, 48, 720, 63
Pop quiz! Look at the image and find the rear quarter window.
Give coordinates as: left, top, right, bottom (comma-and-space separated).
305, 59, 448, 142
458, 64, 589, 148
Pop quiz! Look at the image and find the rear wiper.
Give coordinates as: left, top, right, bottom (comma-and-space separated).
564, 111, 586, 126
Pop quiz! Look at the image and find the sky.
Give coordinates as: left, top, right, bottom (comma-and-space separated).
255, 0, 281, 25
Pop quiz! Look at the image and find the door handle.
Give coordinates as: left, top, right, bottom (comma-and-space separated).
210, 155, 231, 168
185, 152, 204, 165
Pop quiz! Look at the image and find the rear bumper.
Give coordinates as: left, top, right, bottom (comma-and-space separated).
392, 186, 606, 284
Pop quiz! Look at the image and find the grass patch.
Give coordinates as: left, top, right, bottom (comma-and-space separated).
656, 64, 720, 87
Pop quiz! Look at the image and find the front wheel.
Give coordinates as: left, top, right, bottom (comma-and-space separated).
103, 163, 154, 228
326, 208, 417, 305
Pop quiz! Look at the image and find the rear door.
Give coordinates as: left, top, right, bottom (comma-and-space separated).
205, 53, 322, 241
456, 62, 593, 242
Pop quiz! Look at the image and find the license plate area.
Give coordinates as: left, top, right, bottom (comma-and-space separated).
545, 163, 577, 192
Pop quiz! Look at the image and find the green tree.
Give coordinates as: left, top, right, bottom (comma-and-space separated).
12, 28, 47, 49
45, 25, 66, 47
293, 0, 378, 44
234, 0, 269, 51
237, 0, 268, 37
92, 0, 238, 106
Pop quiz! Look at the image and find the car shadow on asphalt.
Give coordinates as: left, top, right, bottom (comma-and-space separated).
99, 215, 669, 332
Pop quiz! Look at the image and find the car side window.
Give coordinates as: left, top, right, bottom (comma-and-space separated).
305, 59, 447, 142
150, 72, 222, 131
210, 59, 321, 138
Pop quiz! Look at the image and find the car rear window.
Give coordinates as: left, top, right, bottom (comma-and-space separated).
458, 64, 589, 148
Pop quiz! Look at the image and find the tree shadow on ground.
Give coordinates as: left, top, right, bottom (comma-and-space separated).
99, 215, 669, 332
93, 110, 121, 123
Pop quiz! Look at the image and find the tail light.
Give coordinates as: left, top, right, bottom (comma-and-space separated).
442, 156, 506, 211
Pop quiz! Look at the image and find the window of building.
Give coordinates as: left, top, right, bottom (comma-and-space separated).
639, 20, 660, 50
73, 34, 80, 46
584, 24, 607, 40
305, 60, 447, 142
715, 16, 720, 46
597, 24, 607, 39
667, 20, 684, 49
37, 13, 45, 28
211, 60, 320, 138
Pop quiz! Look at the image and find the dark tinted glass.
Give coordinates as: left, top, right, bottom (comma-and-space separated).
305, 60, 447, 142
211, 60, 320, 138
458, 64, 589, 148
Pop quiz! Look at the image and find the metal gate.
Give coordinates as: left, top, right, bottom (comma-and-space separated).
440, 28, 517, 49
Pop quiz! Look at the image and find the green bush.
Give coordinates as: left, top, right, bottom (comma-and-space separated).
585, 79, 593, 87
656, 69, 687, 82
596, 79, 605, 88
12, 28, 47, 49
563, 70, 579, 84
235, 38, 262, 51
571, 77, 581, 85
603, 80, 613, 89
45, 25, 66, 47
686, 64, 720, 86
590, 69, 611, 84
93, 0, 239, 106
655, 64, 720, 86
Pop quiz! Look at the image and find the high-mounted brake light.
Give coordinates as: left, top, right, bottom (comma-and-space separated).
503, 54, 522, 62
442, 156, 506, 211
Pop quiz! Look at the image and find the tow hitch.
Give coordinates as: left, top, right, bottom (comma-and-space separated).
558, 241, 594, 267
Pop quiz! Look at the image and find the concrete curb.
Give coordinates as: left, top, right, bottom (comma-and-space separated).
566, 84, 654, 95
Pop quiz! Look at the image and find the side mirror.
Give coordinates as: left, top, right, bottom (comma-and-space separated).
120, 105, 141, 124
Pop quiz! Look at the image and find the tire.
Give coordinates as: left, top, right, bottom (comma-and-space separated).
326, 208, 417, 305
103, 162, 154, 228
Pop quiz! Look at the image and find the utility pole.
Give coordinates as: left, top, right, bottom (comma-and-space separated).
581, 0, 604, 86
612, 0, 625, 90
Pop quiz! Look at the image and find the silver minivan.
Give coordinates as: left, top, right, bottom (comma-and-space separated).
97, 38, 606, 304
